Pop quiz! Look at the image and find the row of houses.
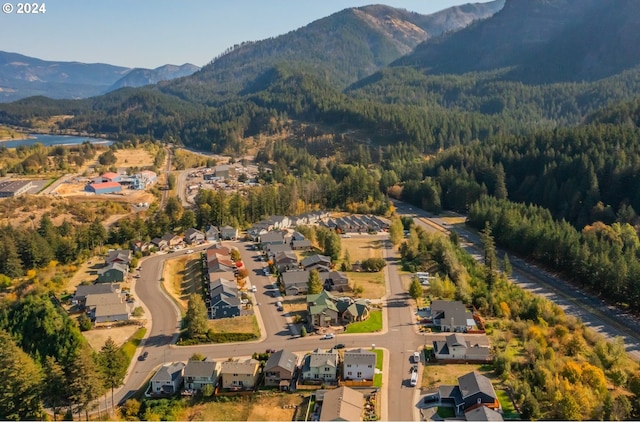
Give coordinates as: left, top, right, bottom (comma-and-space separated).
150, 347, 378, 395
130, 224, 238, 255
322, 214, 390, 234
247, 212, 329, 241
203, 245, 245, 319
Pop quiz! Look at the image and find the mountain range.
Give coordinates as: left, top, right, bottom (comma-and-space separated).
0, 51, 199, 103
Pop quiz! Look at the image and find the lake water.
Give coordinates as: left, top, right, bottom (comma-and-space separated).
1, 134, 113, 149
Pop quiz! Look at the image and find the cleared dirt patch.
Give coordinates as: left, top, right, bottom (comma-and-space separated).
349, 272, 386, 299
114, 148, 154, 168
421, 363, 495, 389
178, 393, 307, 421
82, 324, 139, 351
64, 257, 104, 293
341, 236, 385, 263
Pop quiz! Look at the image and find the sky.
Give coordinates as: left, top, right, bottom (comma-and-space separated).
0, 1, 495, 69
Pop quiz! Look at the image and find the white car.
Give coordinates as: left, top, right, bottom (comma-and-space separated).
413, 351, 421, 362
322, 333, 335, 340
185, 249, 194, 254
250, 285, 257, 292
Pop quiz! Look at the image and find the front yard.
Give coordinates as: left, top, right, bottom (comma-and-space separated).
344, 310, 383, 334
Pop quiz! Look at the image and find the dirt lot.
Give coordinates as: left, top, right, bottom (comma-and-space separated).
341, 235, 385, 263
64, 257, 105, 293
178, 393, 307, 421
421, 363, 495, 389
114, 148, 154, 168
53, 181, 156, 205
82, 324, 140, 351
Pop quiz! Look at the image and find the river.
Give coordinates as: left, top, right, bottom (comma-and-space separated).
0, 134, 113, 148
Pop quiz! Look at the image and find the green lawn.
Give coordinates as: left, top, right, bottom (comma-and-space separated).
373, 348, 384, 388
437, 407, 456, 418
344, 310, 382, 333
496, 389, 516, 413
121, 327, 147, 362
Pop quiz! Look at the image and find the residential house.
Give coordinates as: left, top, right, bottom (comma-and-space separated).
150, 362, 185, 395
220, 225, 238, 240
260, 231, 286, 249
438, 371, 500, 416
183, 360, 220, 391
291, 239, 313, 251
105, 249, 132, 266
282, 270, 310, 296
302, 348, 339, 383
184, 228, 205, 245
321, 271, 350, 292
301, 254, 332, 272
433, 334, 492, 362
162, 233, 183, 248
263, 349, 298, 390
342, 348, 376, 381
151, 237, 168, 251
74, 283, 120, 306
290, 231, 306, 241
131, 240, 151, 254
220, 359, 260, 390
342, 300, 371, 324
268, 215, 290, 230
265, 243, 293, 259
274, 251, 299, 273
465, 406, 504, 421
206, 226, 220, 242
209, 278, 240, 319
319, 386, 364, 421
307, 290, 341, 328
430, 300, 476, 332
85, 292, 132, 323
96, 262, 127, 283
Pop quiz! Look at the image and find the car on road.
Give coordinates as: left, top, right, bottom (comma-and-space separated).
266, 348, 276, 354
250, 285, 257, 292
334, 343, 345, 349
413, 351, 421, 363
185, 249, 194, 254
322, 333, 335, 340
276, 301, 283, 311
138, 351, 148, 361
410, 365, 418, 373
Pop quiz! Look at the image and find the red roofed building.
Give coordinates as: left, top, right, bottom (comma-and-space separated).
101, 172, 121, 182
86, 181, 122, 194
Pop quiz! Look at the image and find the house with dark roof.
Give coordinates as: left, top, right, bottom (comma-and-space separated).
342, 348, 376, 381
96, 262, 127, 283
275, 251, 299, 273
291, 239, 313, 251
301, 254, 332, 272
260, 231, 286, 249
438, 371, 500, 416
319, 386, 364, 421
131, 240, 151, 254
321, 271, 350, 292
430, 300, 476, 332
220, 359, 260, 390
265, 243, 293, 259
150, 362, 185, 395
206, 226, 220, 242
465, 406, 504, 421
282, 270, 310, 296
151, 237, 169, 251
105, 249, 132, 266
433, 334, 492, 362
84, 292, 132, 323
184, 228, 205, 245
161, 233, 183, 248
209, 278, 240, 319
307, 290, 340, 328
263, 349, 298, 390
183, 360, 220, 391
302, 348, 339, 384
74, 283, 120, 306
342, 300, 370, 323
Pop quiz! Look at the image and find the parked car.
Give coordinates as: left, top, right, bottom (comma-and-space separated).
334, 343, 345, 349
138, 351, 149, 361
410, 365, 418, 373
276, 301, 283, 311
413, 351, 421, 363
250, 285, 257, 292
266, 348, 276, 354
185, 249, 194, 254
322, 333, 335, 340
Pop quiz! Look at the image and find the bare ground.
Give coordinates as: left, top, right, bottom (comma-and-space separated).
82, 324, 139, 351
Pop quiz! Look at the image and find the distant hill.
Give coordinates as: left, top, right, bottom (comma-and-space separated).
394, 0, 640, 83
162, 1, 504, 102
108, 63, 200, 91
0, 51, 199, 102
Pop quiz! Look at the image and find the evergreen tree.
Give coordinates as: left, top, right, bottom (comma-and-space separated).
184, 293, 208, 339
0, 330, 43, 420
42, 356, 67, 421
342, 249, 352, 272
503, 252, 512, 277
68, 347, 104, 421
323, 231, 341, 261
308, 269, 324, 294
98, 337, 128, 412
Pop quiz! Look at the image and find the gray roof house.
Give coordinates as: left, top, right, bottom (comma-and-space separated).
430, 300, 476, 332
433, 334, 492, 362
439, 371, 500, 416
264, 349, 298, 390
275, 251, 299, 273
150, 362, 185, 395
301, 254, 332, 272
291, 239, 313, 251
183, 360, 220, 391
184, 228, 206, 244
282, 270, 310, 296
206, 226, 220, 242
96, 262, 127, 283
74, 283, 120, 305
220, 225, 238, 240
343, 348, 376, 381
465, 406, 504, 421
260, 231, 286, 248
84, 292, 132, 323
319, 386, 364, 421
321, 271, 350, 292
209, 278, 240, 319
265, 243, 293, 259
105, 249, 132, 265
302, 348, 339, 384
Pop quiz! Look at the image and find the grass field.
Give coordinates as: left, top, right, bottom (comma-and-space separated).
121, 327, 147, 362
340, 236, 384, 263
344, 310, 383, 333
114, 148, 154, 168
349, 271, 386, 299
373, 348, 384, 388
83, 324, 140, 351
207, 315, 260, 337
421, 363, 495, 389
163, 255, 201, 311
176, 394, 308, 421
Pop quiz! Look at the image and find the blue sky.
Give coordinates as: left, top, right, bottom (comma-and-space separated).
0, 1, 494, 69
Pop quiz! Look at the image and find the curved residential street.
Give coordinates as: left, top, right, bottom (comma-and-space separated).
110, 202, 640, 421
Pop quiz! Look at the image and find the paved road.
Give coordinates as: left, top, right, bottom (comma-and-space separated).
394, 201, 640, 361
